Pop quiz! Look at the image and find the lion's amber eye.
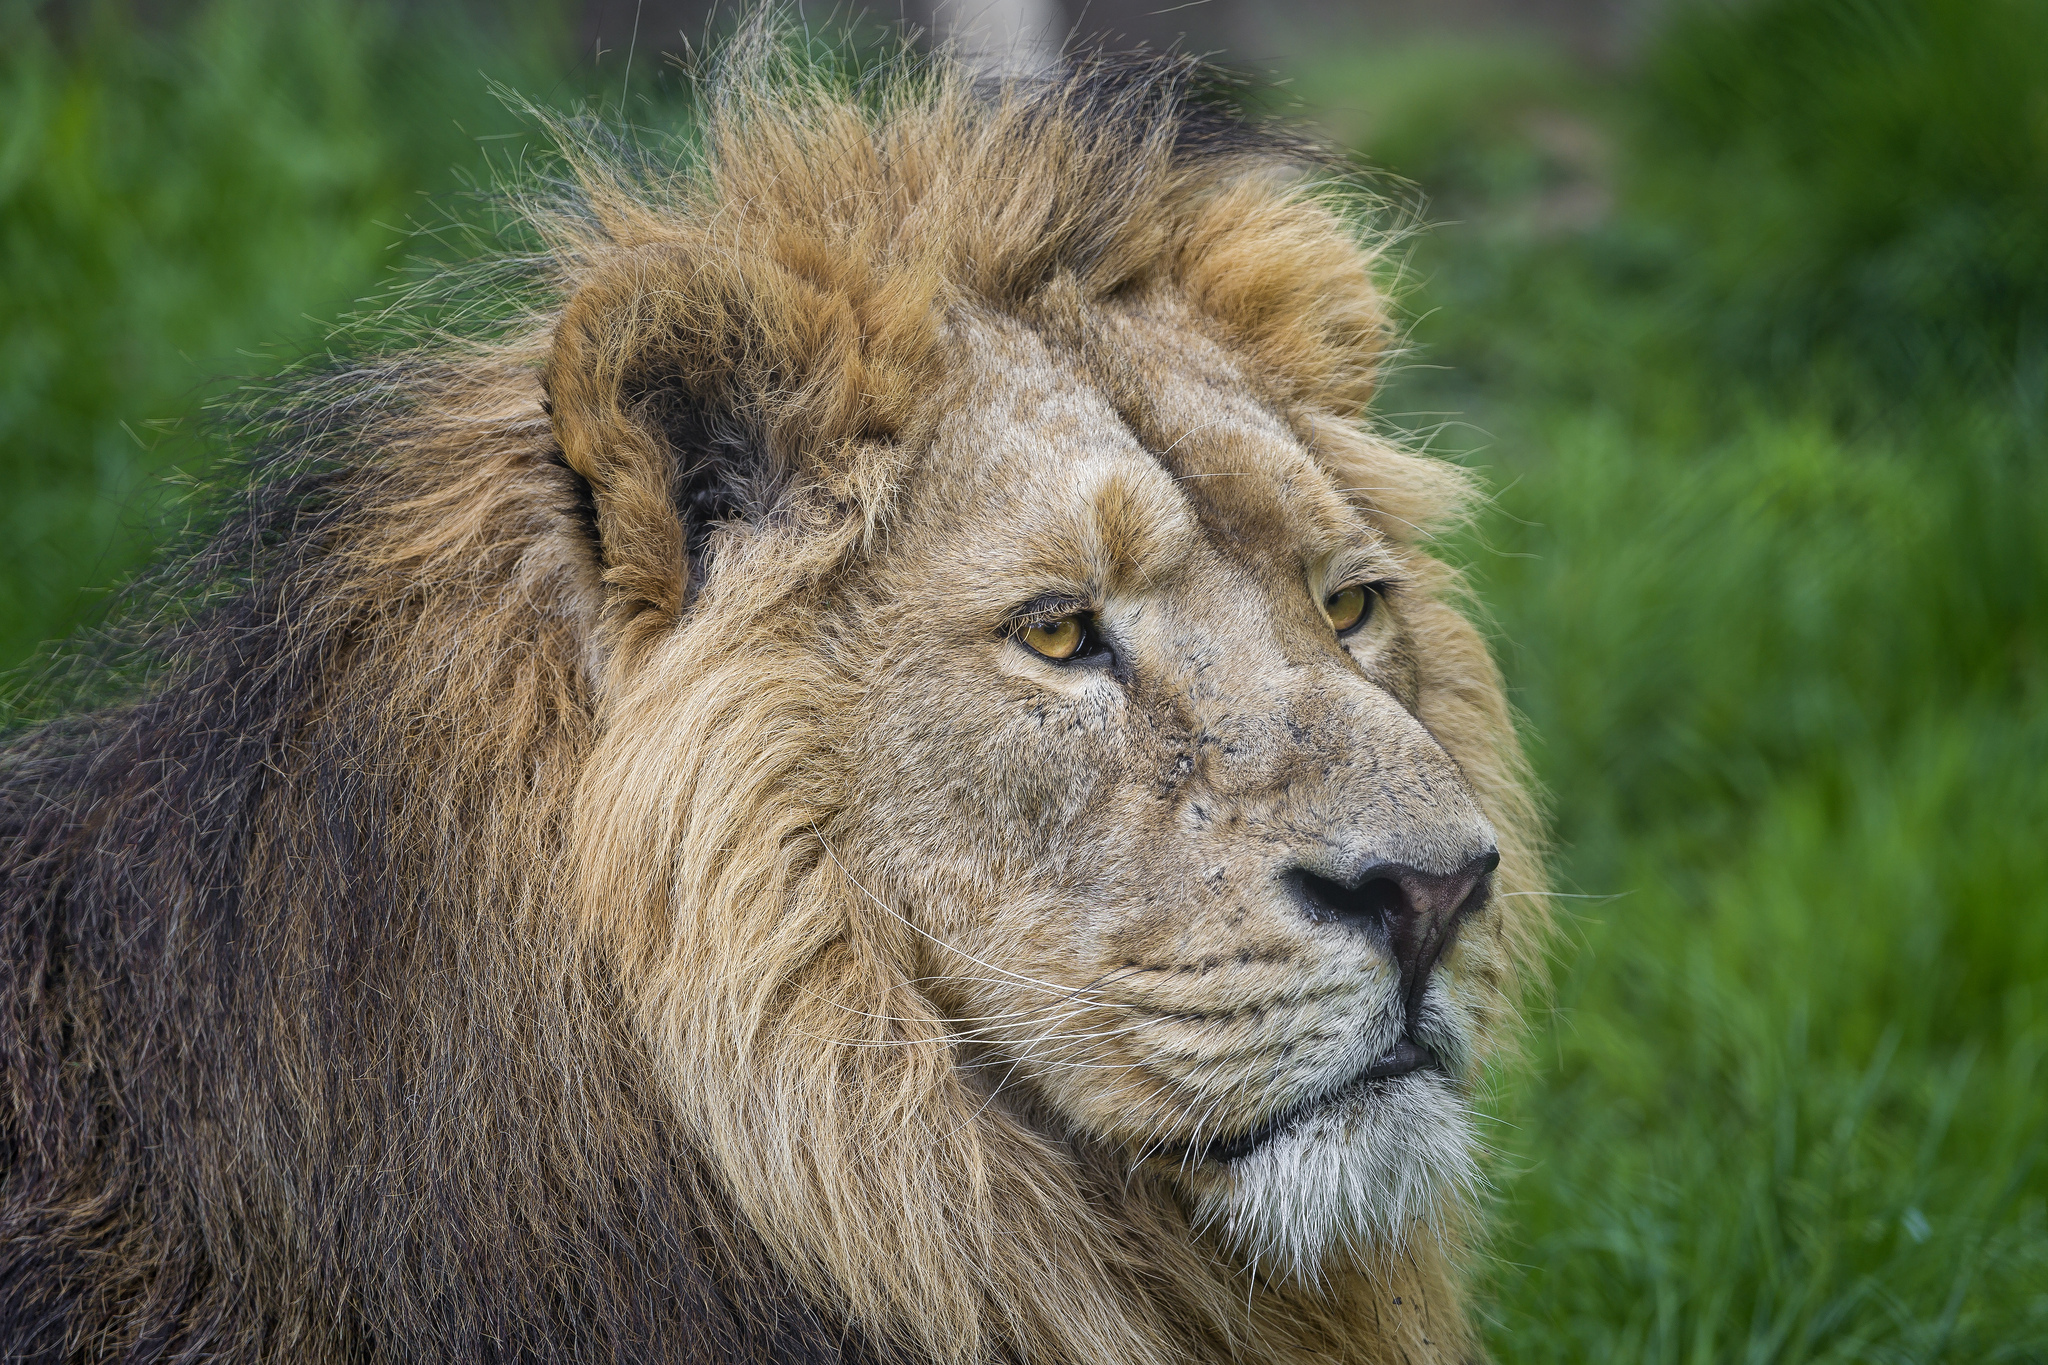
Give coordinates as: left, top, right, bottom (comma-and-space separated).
1020, 616, 1087, 661
1325, 584, 1373, 634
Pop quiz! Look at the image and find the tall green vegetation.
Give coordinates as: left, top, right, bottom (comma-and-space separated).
4, 0, 2042, 1356
0, 0, 567, 666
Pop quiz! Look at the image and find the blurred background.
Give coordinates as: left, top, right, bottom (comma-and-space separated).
4, 0, 2044, 1355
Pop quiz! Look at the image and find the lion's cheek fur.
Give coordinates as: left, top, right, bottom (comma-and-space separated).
567, 627, 1197, 1365
868, 666, 1126, 858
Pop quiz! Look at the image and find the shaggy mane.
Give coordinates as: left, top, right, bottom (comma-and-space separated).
0, 33, 1544, 1365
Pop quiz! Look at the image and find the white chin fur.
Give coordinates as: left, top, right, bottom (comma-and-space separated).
1194, 1070, 1481, 1281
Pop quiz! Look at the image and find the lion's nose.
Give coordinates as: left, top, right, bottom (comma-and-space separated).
1288, 850, 1500, 1019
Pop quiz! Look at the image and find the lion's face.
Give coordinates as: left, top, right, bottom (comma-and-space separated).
834, 306, 1505, 1273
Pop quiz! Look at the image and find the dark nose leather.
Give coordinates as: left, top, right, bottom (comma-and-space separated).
1289, 849, 1500, 1024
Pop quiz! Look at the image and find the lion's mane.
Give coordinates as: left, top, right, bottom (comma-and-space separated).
0, 40, 1545, 1365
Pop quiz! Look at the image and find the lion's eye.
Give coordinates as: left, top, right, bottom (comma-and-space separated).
1325, 584, 1375, 635
1020, 616, 1088, 661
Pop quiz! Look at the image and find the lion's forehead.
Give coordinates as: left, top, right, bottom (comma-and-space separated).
916, 309, 1365, 599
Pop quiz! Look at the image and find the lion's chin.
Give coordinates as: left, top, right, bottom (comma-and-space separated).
1189, 1070, 1481, 1281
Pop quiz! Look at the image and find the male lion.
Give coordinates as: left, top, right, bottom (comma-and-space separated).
0, 44, 1545, 1365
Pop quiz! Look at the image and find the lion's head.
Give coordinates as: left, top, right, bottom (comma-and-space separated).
546, 45, 1546, 1364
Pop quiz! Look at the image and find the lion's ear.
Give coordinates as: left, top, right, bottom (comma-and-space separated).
542, 250, 787, 645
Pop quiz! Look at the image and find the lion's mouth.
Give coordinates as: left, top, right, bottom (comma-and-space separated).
1198, 1038, 1442, 1165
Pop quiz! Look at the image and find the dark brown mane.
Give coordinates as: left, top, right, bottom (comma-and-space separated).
0, 352, 871, 1357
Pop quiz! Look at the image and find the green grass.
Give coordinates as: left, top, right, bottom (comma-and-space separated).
0, 0, 574, 667
5, 0, 2044, 1357
1466, 396, 2048, 1358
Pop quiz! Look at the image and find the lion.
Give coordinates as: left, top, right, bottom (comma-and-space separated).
0, 41, 1546, 1365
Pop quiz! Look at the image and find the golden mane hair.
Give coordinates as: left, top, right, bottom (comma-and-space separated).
0, 35, 1545, 1365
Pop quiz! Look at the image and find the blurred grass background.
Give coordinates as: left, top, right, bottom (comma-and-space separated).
3, 0, 2044, 1357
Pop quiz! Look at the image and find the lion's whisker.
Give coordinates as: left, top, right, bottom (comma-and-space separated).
799, 986, 1108, 1029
